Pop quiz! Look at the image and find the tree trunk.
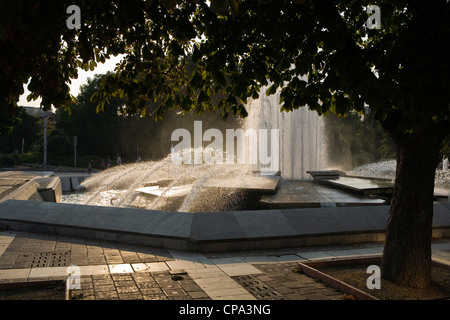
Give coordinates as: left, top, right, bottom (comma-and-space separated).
381, 122, 446, 288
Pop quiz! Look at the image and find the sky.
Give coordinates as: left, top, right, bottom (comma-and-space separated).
18, 55, 123, 109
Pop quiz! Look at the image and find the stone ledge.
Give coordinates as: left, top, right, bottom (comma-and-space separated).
0, 200, 448, 252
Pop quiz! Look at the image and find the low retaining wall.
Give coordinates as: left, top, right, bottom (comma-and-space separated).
0, 200, 449, 252
0, 181, 43, 203
36, 177, 62, 203
0, 176, 63, 204
59, 176, 88, 192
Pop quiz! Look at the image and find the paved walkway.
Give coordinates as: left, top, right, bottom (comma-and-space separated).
1, 230, 449, 300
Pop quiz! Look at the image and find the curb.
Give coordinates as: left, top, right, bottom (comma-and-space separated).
297, 261, 379, 300
297, 254, 450, 300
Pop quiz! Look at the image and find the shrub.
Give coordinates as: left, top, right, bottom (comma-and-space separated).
0, 153, 18, 167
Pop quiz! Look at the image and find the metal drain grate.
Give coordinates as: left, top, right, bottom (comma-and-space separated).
232, 275, 284, 300
30, 252, 70, 268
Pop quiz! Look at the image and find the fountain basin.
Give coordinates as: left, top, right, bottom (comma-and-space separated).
1, 199, 449, 252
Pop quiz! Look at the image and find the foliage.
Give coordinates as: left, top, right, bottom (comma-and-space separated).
52, 72, 242, 163
0, 103, 40, 154
0, 153, 19, 167
2, 1, 449, 133
19, 151, 41, 164
0, 101, 21, 134
324, 111, 396, 169
54, 73, 122, 159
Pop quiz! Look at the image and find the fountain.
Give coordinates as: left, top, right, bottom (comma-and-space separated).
62, 85, 330, 211
244, 86, 325, 180
62, 152, 264, 212
3, 88, 448, 252
63, 85, 449, 211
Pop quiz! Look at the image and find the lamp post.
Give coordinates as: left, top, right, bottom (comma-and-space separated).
43, 116, 47, 167
73, 136, 77, 168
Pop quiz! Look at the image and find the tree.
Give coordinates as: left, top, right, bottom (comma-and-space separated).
55, 73, 122, 159
0, 103, 40, 154
323, 111, 397, 169
1, 0, 449, 288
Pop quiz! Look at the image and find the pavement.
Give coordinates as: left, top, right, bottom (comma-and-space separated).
1, 230, 450, 301
0, 169, 449, 303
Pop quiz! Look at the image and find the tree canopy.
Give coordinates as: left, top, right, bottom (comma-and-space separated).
3, 0, 448, 131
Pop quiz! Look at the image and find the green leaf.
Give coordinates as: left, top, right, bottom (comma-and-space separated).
266, 84, 278, 96
198, 90, 209, 103
27, 77, 41, 92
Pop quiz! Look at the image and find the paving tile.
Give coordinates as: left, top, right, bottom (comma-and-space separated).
322, 249, 363, 257
240, 255, 274, 264
136, 282, 160, 290
178, 279, 202, 291
168, 250, 212, 264
207, 287, 256, 300
105, 257, 124, 264
79, 265, 110, 276
0, 233, 15, 256
136, 253, 159, 262
92, 278, 114, 286
139, 287, 165, 295
163, 287, 188, 296
187, 267, 224, 280
111, 273, 134, 281
214, 293, 256, 300
0, 268, 31, 280
188, 291, 210, 299
108, 264, 134, 274
28, 266, 68, 278
114, 280, 136, 288
218, 263, 263, 276
93, 284, 116, 292
118, 292, 144, 300
95, 291, 119, 300
209, 257, 245, 265
87, 258, 107, 265
346, 247, 383, 255
194, 277, 241, 291
166, 260, 206, 271
116, 285, 140, 293
131, 263, 151, 272
297, 251, 333, 260
133, 275, 156, 284
151, 248, 174, 261
141, 262, 170, 272
267, 254, 306, 262
142, 293, 168, 300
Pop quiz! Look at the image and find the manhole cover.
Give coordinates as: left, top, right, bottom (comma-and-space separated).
30, 252, 70, 268
232, 275, 284, 300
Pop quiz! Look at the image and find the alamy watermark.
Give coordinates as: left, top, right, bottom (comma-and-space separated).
365, 5, 381, 30
366, 265, 381, 290
65, 4, 381, 30
170, 121, 280, 175
66, 5, 81, 30
66, 265, 81, 290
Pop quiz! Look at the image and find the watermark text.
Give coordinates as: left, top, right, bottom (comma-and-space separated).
171, 121, 279, 175
366, 265, 381, 289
